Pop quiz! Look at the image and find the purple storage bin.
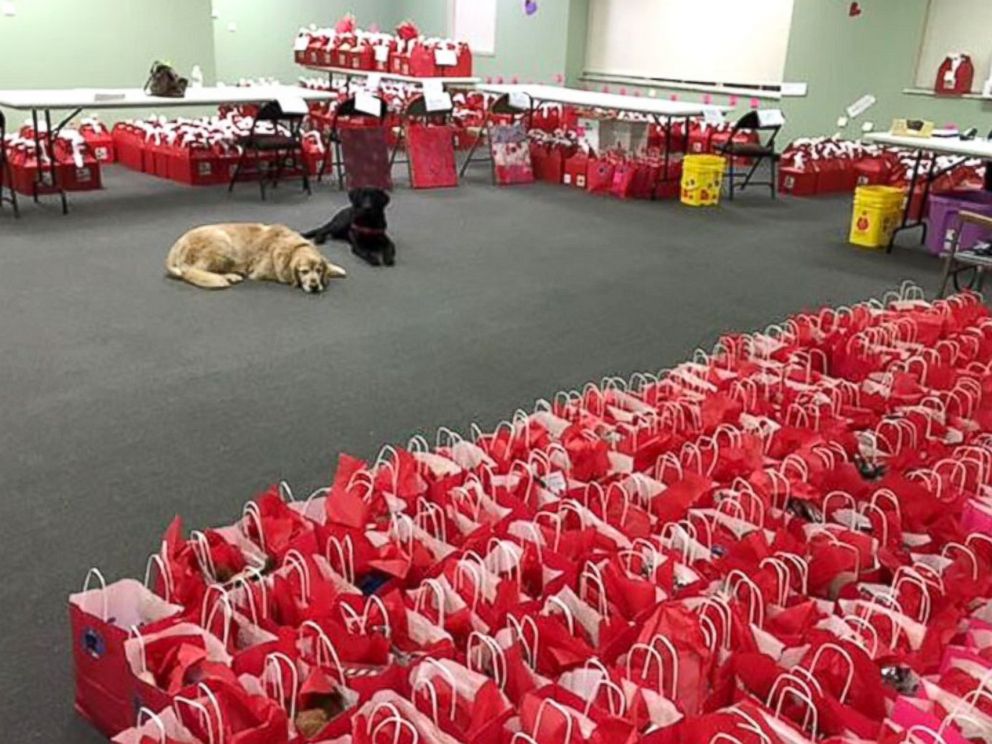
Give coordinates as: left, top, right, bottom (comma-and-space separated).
926, 190, 992, 255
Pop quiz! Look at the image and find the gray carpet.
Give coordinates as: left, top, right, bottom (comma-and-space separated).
0, 166, 936, 741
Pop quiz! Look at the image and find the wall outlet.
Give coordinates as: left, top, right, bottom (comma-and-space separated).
227, 21, 237, 32
862, 121, 875, 133
1, 2, 16, 17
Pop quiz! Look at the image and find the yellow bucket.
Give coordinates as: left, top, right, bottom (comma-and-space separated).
849, 185, 904, 249
681, 154, 726, 207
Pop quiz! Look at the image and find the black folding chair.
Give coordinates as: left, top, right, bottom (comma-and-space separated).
459, 92, 532, 178
318, 95, 387, 190
0, 111, 19, 218
717, 109, 784, 200
938, 211, 992, 297
228, 101, 310, 200
391, 94, 454, 169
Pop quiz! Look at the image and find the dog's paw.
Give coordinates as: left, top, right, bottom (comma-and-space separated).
383, 255, 395, 267
224, 273, 245, 284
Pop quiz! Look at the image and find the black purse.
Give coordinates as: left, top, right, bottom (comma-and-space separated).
145, 61, 188, 98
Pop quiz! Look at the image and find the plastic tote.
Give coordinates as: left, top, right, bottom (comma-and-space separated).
680, 154, 725, 207
849, 185, 903, 249
925, 190, 992, 255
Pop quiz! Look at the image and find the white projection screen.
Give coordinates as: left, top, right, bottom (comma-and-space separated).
585, 0, 796, 86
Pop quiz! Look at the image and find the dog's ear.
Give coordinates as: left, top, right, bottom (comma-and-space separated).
373, 189, 390, 209
348, 188, 363, 207
324, 259, 347, 279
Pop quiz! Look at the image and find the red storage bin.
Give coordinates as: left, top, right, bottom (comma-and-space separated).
687, 125, 713, 154
563, 151, 590, 188
779, 167, 819, 196
79, 121, 115, 164
530, 142, 564, 184
168, 145, 220, 186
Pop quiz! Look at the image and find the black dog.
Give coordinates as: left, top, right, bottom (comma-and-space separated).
302, 187, 395, 267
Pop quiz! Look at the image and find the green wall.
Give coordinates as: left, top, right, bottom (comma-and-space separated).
564, 0, 992, 142
212, 0, 400, 84
0, 0, 215, 126
782, 0, 991, 139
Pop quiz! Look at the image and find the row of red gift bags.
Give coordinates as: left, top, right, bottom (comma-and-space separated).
3, 131, 102, 195
779, 137, 986, 209
72, 282, 992, 744
294, 18, 472, 78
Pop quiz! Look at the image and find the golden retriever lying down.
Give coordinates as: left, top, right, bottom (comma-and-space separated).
166, 223, 347, 293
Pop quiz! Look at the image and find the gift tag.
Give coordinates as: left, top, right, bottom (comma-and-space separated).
276, 94, 308, 116
434, 48, 458, 67
509, 90, 531, 111
354, 91, 382, 117
422, 79, 452, 112
373, 45, 390, 63
293, 35, 310, 52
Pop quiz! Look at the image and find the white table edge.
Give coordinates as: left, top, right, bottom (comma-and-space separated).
301, 65, 480, 86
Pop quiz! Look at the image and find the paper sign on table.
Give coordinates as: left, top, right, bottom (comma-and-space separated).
355, 91, 382, 117
374, 45, 390, 63
423, 79, 452, 112
276, 95, 309, 116
757, 109, 785, 127
508, 90, 530, 110
702, 106, 726, 125
434, 48, 458, 67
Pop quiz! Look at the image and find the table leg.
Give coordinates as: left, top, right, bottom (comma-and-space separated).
887, 148, 924, 253
44, 109, 68, 214
30, 109, 41, 203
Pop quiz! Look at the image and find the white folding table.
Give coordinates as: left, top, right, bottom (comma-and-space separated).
0, 85, 338, 214
865, 131, 992, 251
467, 83, 728, 190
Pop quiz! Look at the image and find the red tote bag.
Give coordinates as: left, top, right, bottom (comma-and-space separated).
69, 569, 184, 736
489, 123, 534, 185
407, 123, 458, 189
339, 126, 393, 191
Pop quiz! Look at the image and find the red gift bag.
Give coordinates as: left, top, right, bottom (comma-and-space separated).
339, 126, 393, 191
69, 569, 184, 736
563, 151, 590, 188
587, 156, 617, 195
490, 123, 534, 185
530, 142, 564, 184
407, 124, 458, 189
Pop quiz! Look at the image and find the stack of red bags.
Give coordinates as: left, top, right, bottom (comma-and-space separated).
778, 137, 987, 202
71, 284, 992, 744
293, 17, 473, 78
110, 113, 312, 187
4, 126, 102, 194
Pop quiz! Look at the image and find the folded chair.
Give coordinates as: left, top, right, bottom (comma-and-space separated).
717, 109, 784, 200
459, 92, 532, 178
319, 95, 387, 190
938, 211, 992, 297
228, 101, 310, 200
0, 111, 19, 218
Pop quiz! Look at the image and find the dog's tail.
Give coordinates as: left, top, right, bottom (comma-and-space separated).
166, 262, 233, 289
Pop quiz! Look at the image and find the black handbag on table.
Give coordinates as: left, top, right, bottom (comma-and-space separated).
145, 61, 188, 98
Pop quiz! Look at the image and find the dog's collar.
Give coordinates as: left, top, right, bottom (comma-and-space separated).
351, 223, 387, 236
